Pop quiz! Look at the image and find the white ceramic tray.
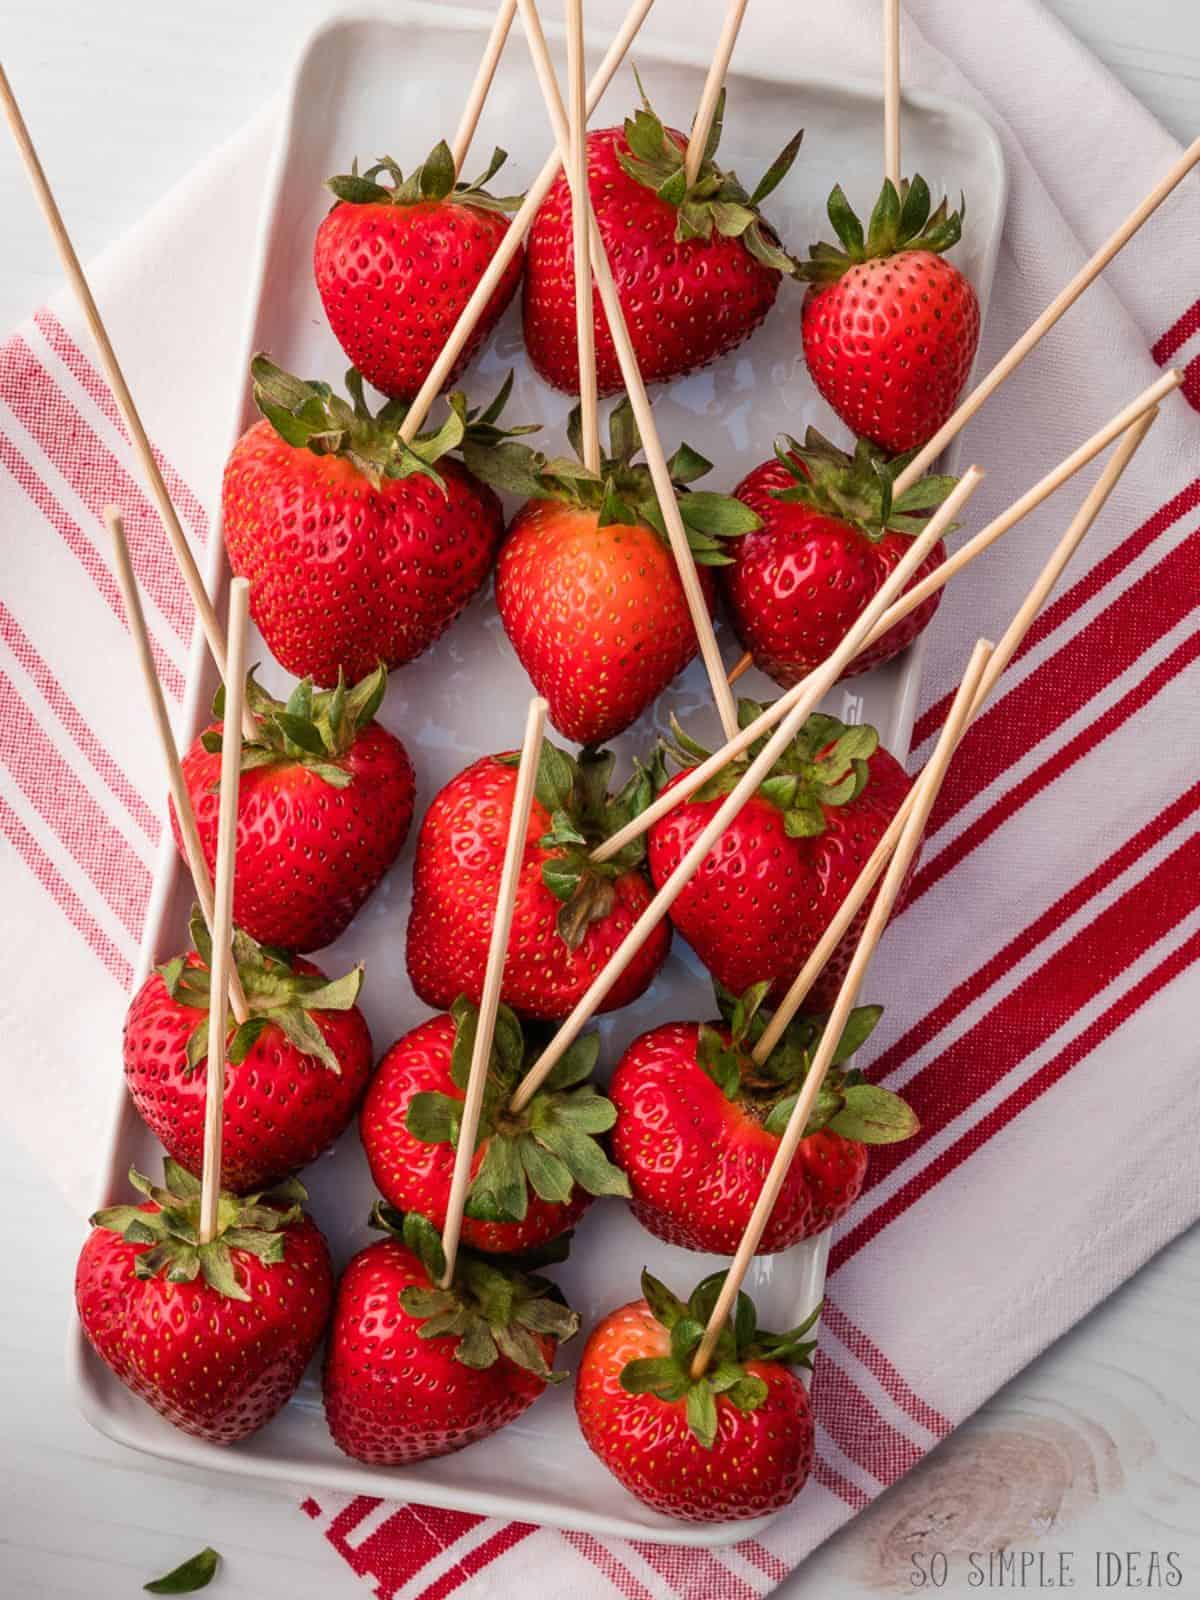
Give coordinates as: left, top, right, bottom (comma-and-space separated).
69, 2, 1006, 1546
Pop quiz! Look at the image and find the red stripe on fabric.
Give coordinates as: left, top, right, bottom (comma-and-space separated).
633, 1540, 759, 1600
1182, 353, 1200, 413
834, 917, 1200, 1271
32, 309, 211, 546
0, 431, 185, 699
908, 624, 1200, 907
0, 793, 131, 988
413, 1521, 537, 1600
820, 1297, 952, 1437
1151, 297, 1200, 364
0, 601, 158, 841
560, 1531, 656, 1600
810, 1453, 869, 1511
0, 337, 192, 638
0, 671, 151, 938
911, 481, 1200, 752
736, 1540, 790, 1584
815, 1352, 924, 1487
832, 822, 1200, 1269
323, 1498, 486, 1600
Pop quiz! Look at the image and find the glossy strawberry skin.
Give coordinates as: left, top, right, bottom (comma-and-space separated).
173, 717, 414, 954
575, 1298, 814, 1520
647, 753, 912, 1007
407, 754, 670, 1020
75, 1204, 332, 1443
361, 1014, 591, 1253
222, 420, 505, 685
722, 457, 945, 686
123, 953, 374, 1193
323, 1237, 550, 1464
524, 126, 781, 394
314, 199, 523, 402
801, 250, 980, 454
496, 501, 717, 744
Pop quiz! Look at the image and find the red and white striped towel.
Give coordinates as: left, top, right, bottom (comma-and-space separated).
2, 1, 1199, 1596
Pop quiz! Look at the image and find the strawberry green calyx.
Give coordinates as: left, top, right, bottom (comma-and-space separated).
699, 983, 918, 1141
770, 428, 957, 541
405, 996, 630, 1221
797, 174, 965, 284
622, 1268, 819, 1448
204, 662, 388, 789
157, 907, 363, 1076
325, 143, 522, 217
250, 356, 539, 490
616, 81, 803, 275
373, 1204, 581, 1379
90, 1158, 308, 1303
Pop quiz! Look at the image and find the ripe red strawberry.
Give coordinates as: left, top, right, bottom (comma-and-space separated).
174, 664, 414, 953
722, 431, 955, 687
524, 90, 802, 393
647, 709, 912, 1006
494, 400, 759, 743
315, 143, 524, 402
611, 984, 917, 1252
324, 1206, 578, 1464
799, 177, 980, 453
407, 741, 669, 1020
361, 999, 628, 1253
223, 358, 535, 684
124, 911, 373, 1193
576, 1268, 817, 1521
75, 1161, 332, 1443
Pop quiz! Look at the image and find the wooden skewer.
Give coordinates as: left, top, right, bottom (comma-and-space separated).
753, 403, 1159, 1059
516, 0, 739, 739
439, 697, 547, 1287
451, 0, 519, 175
400, 0, 655, 442
893, 136, 1200, 497
507, 465, 973, 1115
883, 0, 901, 188
0, 63, 257, 748
104, 509, 248, 1025
566, 0, 600, 471
198, 579, 250, 1245
684, 0, 749, 187
603, 367, 1178, 860
689, 637, 995, 1379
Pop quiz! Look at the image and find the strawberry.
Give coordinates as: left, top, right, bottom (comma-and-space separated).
407, 740, 670, 1020
223, 357, 536, 684
799, 177, 980, 453
315, 143, 524, 402
611, 983, 916, 1252
361, 998, 628, 1254
174, 663, 414, 953
722, 431, 956, 687
124, 910, 373, 1193
324, 1206, 579, 1464
576, 1268, 817, 1521
490, 399, 760, 743
523, 87, 802, 393
647, 707, 912, 1006
75, 1161, 332, 1443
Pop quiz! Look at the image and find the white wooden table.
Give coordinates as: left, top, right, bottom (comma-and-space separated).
2, 3, 1198, 1596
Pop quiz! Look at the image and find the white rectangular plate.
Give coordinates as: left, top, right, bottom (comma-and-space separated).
70, 1, 1006, 1546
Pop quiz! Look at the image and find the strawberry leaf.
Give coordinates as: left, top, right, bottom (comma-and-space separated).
144, 1548, 220, 1595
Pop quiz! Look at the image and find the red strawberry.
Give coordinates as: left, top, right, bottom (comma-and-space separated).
611, 984, 916, 1252
799, 177, 980, 453
523, 91, 801, 393
576, 1268, 817, 1521
75, 1161, 332, 1443
361, 999, 628, 1253
493, 400, 759, 743
315, 142, 524, 402
647, 709, 912, 1006
174, 664, 414, 953
407, 741, 669, 1020
223, 358, 534, 684
722, 431, 955, 687
124, 912, 373, 1193
324, 1207, 578, 1464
